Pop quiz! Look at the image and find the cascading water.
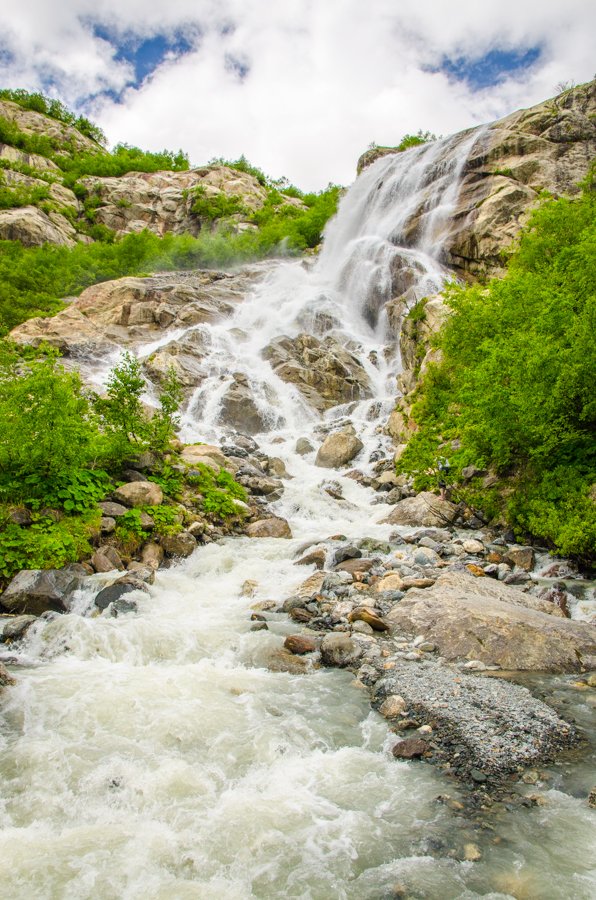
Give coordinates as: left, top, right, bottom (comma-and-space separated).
1, 130, 595, 900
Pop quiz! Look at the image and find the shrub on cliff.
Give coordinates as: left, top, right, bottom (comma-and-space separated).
397, 176, 596, 562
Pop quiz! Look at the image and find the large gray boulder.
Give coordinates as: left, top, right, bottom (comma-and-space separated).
113, 481, 163, 508
246, 517, 292, 539
315, 426, 363, 469
1, 569, 82, 616
385, 571, 596, 672
381, 491, 458, 527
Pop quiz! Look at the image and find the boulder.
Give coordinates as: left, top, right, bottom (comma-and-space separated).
246, 517, 292, 539
113, 481, 163, 508
385, 571, 596, 672
315, 426, 364, 469
160, 532, 197, 558
295, 438, 314, 455
504, 546, 535, 571
0, 206, 76, 247
320, 633, 362, 667
219, 376, 268, 435
181, 444, 228, 468
141, 542, 165, 569
91, 547, 124, 573
1, 615, 37, 642
1, 569, 82, 616
0, 662, 15, 687
392, 738, 428, 760
284, 635, 317, 655
263, 333, 371, 411
381, 492, 458, 527
94, 576, 149, 611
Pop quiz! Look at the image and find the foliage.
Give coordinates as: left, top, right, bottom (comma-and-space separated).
148, 465, 184, 499
0, 89, 106, 144
147, 367, 184, 451
0, 512, 98, 583
187, 463, 248, 518
397, 181, 596, 561
146, 504, 182, 536
95, 352, 148, 450
395, 130, 437, 152
190, 185, 247, 220
0, 175, 50, 209
60, 143, 189, 182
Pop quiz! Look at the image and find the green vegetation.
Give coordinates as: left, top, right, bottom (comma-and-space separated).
0, 88, 106, 144
189, 185, 248, 220
395, 131, 437, 152
397, 178, 596, 562
0, 346, 246, 584
0, 174, 50, 209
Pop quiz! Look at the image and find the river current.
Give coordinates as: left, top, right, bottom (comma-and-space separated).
1, 131, 595, 898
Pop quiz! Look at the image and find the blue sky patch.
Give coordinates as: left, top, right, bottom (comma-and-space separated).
90, 23, 199, 92
435, 46, 542, 90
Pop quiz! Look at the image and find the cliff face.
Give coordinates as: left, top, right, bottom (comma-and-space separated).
358, 80, 596, 278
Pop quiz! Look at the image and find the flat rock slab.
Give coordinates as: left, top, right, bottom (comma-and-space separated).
374, 661, 577, 776
386, 570, 596, 672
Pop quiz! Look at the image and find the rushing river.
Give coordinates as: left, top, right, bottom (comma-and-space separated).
1, 128, 595, 899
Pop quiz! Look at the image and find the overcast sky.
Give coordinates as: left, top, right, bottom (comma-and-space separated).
1, 1, 594, 190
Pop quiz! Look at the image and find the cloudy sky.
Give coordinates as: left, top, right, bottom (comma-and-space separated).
1, 1, 594, 189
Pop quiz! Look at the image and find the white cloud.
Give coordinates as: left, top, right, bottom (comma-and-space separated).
1, 0, 594, 189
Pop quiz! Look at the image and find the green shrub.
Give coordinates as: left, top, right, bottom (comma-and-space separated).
0, 512, 98, 583
187, 464, 247, 518
190, 186, 247, 220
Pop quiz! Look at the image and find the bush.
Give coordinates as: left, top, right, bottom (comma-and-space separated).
397, 178, 596, 561
187, 464, 248, 518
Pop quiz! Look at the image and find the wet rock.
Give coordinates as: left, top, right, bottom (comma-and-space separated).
381, 492, 458, 527
320, 633, 362, 667
264, 647, 311, 674
1, 569, 82, 616
588, 787, 596, 808
1, 615, 37, 642
113, 481, 164, 508
219, 377, 268, 435
125, 563, 156, 584
315, 426, 364, 469
295, 437, 314, 456
385, 570, 595, 672
91, 546, 124, 573
265, 457, 288, 478
322, 480, 343, 500
94, 576, 149, 611
246, 517, 292, 538
160, 532, 197, 558
539, 584, 570, 617
284, 634, 317, 654
504, 546, 535, 571
263, 332, 371, 411
0, 662, 16, 687
295, 548, 327, 569
333, 545, 362, 565
250, 621, 268, 632
392, 737, 428, 759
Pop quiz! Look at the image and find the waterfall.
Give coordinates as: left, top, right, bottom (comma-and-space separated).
4, 126, 591, 900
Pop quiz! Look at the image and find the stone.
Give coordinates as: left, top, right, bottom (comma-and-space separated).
246, 517, 292, 539
295, 437, 314, 456
113, 481, 164, 508
348, 607, 389, 632
160, 532, 197, 558
263, 333, 371, 411
1, 569, 82, 616
381, 491, 458, 527
385, 571, 596, 672
463, 539, 485, 554
94, 576, 149, 610
0, 205, 76, 248
320, 633, 363, 668
463, 843, 482, 862
0, 662, 16, 687
315, 427, 364, 469
125, 563, 156, 584
284, 634, 317, 655
1, 615, 37, 642
141, 542, 164, 569
91, 546, 124, 573
219, 377, 268, 434
180, 444, 228, 468
376, 573, 404, 593
378, 694, 407, 718
504, 546, 535, 571
295, 548, 327, 569
391, 738, 427, 759
98, 501, 129, 517
8, 508, 32, 526
264, 647, 311, 674
99, 516, 117, 536
265, 457, 288, 478
335, 557, 374, 575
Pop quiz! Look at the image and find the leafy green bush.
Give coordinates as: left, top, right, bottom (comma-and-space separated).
190, 186, 247, 220
0, 89, 106, 144
0, 175, 51, 209
146, 504, 182, 536
187, 464, 247, 518
397, 178, 596, 561
0, 512, 98, 583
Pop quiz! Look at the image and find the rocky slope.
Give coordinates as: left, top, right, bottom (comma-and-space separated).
359, 80, 596, 278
